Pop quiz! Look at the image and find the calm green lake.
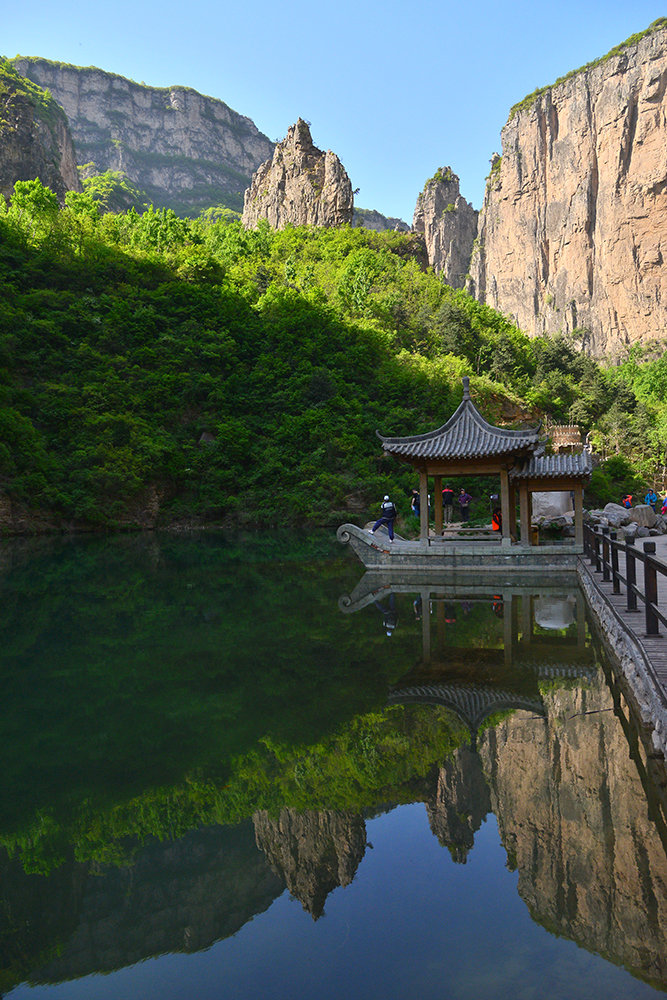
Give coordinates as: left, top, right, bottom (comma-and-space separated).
0, 532, 665, 999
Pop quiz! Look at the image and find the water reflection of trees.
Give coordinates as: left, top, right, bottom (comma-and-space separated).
0, 542, 666, 992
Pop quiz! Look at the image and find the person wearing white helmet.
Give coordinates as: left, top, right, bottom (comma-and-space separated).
369, 494, 398, 542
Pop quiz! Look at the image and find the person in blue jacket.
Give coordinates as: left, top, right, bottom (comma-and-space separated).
645, 488, 658, 510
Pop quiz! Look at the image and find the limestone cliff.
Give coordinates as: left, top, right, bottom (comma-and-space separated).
253, 808, 367, 918
470, 20, 667, 356
11, 57, 274, 215
0, 59, 81, 203
413, 167, 478, 287
242, 119, 353, 229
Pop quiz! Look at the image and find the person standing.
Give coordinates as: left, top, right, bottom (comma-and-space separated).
645, 488, 658, 510
442, 484, 455, 524
458, 487, 472, 522
370, 495, 398, 542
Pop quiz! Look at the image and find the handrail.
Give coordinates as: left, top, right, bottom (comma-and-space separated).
583, 523, 667, 636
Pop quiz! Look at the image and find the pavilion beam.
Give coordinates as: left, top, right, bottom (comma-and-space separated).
434, 475, 443, 535
500, 468, 511, 546
419, 469, 429, 541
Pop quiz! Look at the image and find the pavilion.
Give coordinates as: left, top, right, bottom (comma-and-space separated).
376, 376, 591, 548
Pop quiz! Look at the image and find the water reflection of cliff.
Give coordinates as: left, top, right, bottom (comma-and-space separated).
254, 809, 367, 919
2, 578, 667, 992
1, 823, 284, 987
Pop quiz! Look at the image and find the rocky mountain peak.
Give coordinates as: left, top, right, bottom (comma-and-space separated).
412, 166, 478, 287
242, 119, 353, 230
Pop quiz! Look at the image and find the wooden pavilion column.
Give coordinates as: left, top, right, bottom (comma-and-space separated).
499, 468, 511, 545
419, 469, 429, 540
508, 482, 517, 540
519, 484, 531, 545
574, 484, 584, 547
434, 475, 443, 535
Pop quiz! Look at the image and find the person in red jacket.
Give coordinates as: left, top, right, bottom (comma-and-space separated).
492, 507, 502, 532
441, 484, 455, 524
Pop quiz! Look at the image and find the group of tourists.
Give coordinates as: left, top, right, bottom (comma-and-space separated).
622, 490, 667, 515
408, 485, 473, 522
369, 485, 475, 541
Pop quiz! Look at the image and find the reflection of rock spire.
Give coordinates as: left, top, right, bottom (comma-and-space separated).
426, 745, 491, 863
253, 809, 367, 919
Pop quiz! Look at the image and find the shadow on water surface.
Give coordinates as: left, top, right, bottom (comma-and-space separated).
0, 535, 665, 998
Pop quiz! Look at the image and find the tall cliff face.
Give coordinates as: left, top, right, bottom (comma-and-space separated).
470, 21, 667, 356
0, 60, 81, 203
242, 119, 353, 229
11, 57, 274, 215
413, 167, 478, 287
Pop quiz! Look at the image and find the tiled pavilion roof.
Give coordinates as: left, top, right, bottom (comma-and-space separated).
509, 452, 592, 481
377, 377, 541, 461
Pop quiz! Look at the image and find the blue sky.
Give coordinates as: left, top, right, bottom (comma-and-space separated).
4, 1, 666, 221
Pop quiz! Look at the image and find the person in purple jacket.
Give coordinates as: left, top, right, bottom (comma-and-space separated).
458, 488, 472, 522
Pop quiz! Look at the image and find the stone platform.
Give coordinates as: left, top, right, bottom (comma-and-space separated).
336, 522, 582, 573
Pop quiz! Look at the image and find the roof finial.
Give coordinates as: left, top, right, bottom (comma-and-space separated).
462, 376, 470, 400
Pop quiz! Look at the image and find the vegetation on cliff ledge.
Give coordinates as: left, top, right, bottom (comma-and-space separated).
508, 17, 667, 121
0, 178, 664, 529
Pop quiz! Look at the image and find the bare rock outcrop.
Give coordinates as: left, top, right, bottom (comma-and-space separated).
0, 61, 81, 204
242, 119, 353, 230
12, 57, 273, 215
469, 20, 667, 356
413, 167, 478, 286
353, 206, 410, 232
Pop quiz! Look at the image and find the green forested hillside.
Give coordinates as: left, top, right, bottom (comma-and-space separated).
0, 179, 665, 529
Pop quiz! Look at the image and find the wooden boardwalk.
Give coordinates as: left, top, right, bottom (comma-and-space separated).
579, 533, 667, 705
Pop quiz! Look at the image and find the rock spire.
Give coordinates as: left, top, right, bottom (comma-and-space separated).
242, 119, 354, 229
412, 166, 478, 286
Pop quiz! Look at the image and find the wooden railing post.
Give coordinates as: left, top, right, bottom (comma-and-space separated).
594, 529, 602, 573
602, 527, 610, 582
643, 541, 660, 636
610, 530, 620, 594
626, 535, 638, 612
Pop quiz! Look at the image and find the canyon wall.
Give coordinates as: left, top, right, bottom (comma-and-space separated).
470, 22, 667, 356
242, 119, 353, 229
11, 57, 274, 215
0, 63, 81, 203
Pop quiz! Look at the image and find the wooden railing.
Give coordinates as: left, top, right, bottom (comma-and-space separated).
583, 523, 667, 635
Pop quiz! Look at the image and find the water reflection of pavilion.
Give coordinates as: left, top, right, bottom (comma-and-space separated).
340, 571, 593, 747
